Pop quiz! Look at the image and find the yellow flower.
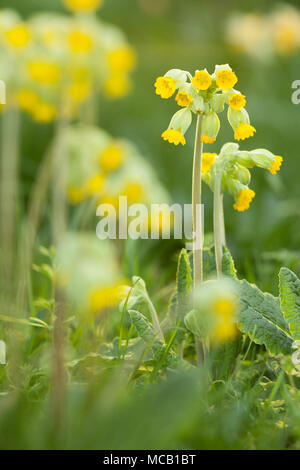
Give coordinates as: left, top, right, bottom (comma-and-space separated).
89, 282, 128, 313
68, 80, 92, 102
64, 0, 103, 13
32, 101, 57, 123
104, 74, 131, 98
274, 25, 299, 55
200, 134, 215, 144
68, 31, 93, 53
28, 61, 60, 85
155, 76, 176, 99
234, 123, 256, 141
212, 298, 238, 342
192, 70, 212, 90
229, 93, 246, 110
84, 174, 105, 196
201, 153, 216, 173
175, 91, 192, 107
161, 129, 186, 146
216, 69, 238, 91
5, 24, 31, 48
233, 188, 255, 211
67, 186, 85, 204
17, 89, 38, 112
123, 183, 144, 203
108, 47, 136, 73
269, 155, 283, 175
100, 144, 123, 172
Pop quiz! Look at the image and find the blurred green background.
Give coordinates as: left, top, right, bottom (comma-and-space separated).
2, 0, 300, 287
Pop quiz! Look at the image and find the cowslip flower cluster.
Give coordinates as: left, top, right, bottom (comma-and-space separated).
0, 7, 136, 123
225, 5, 300, 62
155, 64, 256, 146
201, 142, 283, 211
64, 125, 169, 210
184, 279, 239, 343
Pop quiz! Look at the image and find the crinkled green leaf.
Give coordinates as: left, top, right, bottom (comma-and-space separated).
176, 248, 192, 317
234, 279, 293, 355
279, 267, 300, 341
222, 248, 238, 279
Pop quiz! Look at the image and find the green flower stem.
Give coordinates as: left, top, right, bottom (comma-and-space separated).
192, 114, 203, 287
220, 193, 226, 246
213, 169, 223, 277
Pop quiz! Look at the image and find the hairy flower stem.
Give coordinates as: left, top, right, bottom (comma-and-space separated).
214, 170, 223, 277
220, 194, 226, 246
192, 114, 203, 287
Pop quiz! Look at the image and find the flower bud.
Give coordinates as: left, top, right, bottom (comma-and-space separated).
227, 107, 250, 130
210, 93, 226, 113
170, 107, 192, 134
201, 111, 220, 143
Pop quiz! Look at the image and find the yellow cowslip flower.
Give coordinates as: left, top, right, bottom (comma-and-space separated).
64, 0, 103, 13
233, 188, 255, 211
123, 183, 144, 203
211, 298, 238, 342
17, 89, 38, 112
274, 25, 299, 55
100, 144, 123, 172
216, 69, 238, 91
88, 282, 128, 313
5, 24, 31, 48
192, 70, 212, 91
68, 80, 92, 103
234, 123, 256, 141
28, 61, 60, 85
67, 186, 85, 204
161, 129, 186, 146
68, 31, 93, 53
155, 76, 176, 99
229, 93, 246, 110
108, 47, 136, 73
100, 195, 119, 210
201, 134, 215, 144
201, 153, 216, 173
269, 155, 283, 175
84, 174, 105, 196
175, 91, 192, 107
104, 74, 131, 98
32, 101, 57, 123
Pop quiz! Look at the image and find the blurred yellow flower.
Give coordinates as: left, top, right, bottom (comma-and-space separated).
124, 183, 144, 203
63, 0, 103, 13
155, 76, 176, 99
84, 173, 105, 196
269, 155, 283, 175
212, 298, 238, 342
233, 188, 255, 211
161, 129, 185, 146
28, 61, 60, 85
200, 134, 215, 144
17, 89, 38, 112
88, 282, 128, 313
108, 47, 136, 73
192, 70, 212, 91
5, 24, 31, 48
67, 186, 85, 204
229, 93, 246, 110
273, 25, 299, 55
104, 74, 131, 98
175, 91, 192, 107
234, 123, 256, 141
33, 101, 57, 123
100, 144, 123, 172
201, 153, 216, 173
68, 30, 93, 53
68, 80, 92, 102
216, 69, 238, 91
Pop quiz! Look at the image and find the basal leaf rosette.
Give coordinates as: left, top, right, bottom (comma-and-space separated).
155, 64, 256, 146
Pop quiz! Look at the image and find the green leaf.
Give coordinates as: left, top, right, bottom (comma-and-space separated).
129, 310, 156, 344
176, 249, 192, 317
222, 248, 238, 279
279, 267, 300, 341
234, 279, 293, 355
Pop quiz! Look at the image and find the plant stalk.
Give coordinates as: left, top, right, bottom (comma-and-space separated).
192, 114, 203, 287
213, 170, 223, 277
